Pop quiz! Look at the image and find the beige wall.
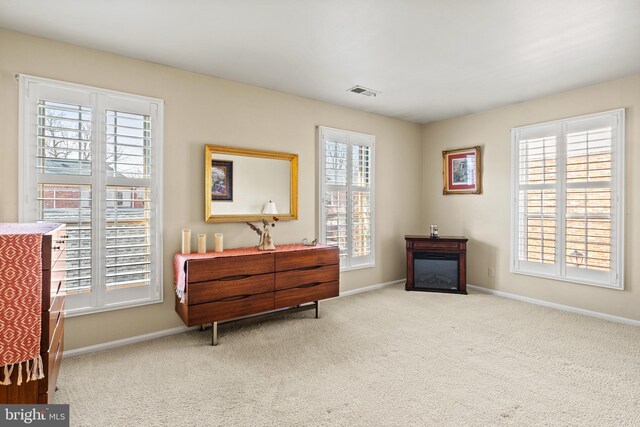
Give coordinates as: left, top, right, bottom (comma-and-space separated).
4, 27, 635, 351
0, 29, 424, 349
422, 73, 640, 321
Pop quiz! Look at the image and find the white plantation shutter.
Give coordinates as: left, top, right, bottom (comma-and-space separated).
351, 144, 372, 260
20, 75, 164, 315
106, 186, 151, 291
511, 110, 624, 289
102, 103, 157, 306
38, 101, 92, 176
514, 126, 559, 276
106, 110, 151, 179
35, 99, 94, 296
39, 184, 93, 293
319, 126, 375, 270
323, 139, 348, 257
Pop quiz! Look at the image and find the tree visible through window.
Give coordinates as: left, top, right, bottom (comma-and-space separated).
511, 109, 624, 289
20, 76, 164, 314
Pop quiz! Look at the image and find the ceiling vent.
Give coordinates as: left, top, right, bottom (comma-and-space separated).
347, 85, 380, 97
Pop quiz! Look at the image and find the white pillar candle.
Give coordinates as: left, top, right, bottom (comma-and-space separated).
181, 228, 191, 254
215, 233, 223, 253
198, 234, 207, 254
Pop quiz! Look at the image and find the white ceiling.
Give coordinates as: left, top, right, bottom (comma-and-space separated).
1, 0, 639, 124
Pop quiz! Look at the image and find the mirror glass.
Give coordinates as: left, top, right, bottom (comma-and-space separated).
205, 145, 298, 223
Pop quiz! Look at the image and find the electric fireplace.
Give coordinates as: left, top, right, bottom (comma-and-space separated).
405, 235, 468, 294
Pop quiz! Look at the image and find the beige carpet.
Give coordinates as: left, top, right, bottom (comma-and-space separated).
55, 285, 640, 426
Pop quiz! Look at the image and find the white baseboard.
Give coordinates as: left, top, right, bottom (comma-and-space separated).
63, 325, 199, 358
64, 278, 406, 358
339, 279, 404, 298
467, 284, 640, 327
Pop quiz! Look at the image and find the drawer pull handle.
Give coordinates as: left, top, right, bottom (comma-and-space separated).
217, 294, 251, 302
299, 265, 322, 271
299, 282, 321, 289
55, 240, 65, 244
219, 274, 251, 281
52, 246, 62, 250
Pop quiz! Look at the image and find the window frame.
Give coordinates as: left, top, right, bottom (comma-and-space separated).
318, 126, 375, 271
19, 75, 164, 316
510, 109, 625, 290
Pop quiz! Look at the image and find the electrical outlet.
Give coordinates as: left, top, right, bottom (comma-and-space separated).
488, 267, 495, 277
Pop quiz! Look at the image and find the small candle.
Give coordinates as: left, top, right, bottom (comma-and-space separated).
181, 228, 191, 254
198, 234, 207, 254
215, 233, 223, 252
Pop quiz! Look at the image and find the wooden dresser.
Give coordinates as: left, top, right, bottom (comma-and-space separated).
0, 223, 66, 404
175, 244, 339, 345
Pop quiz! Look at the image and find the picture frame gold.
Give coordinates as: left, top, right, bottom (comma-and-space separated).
442, 146, 481, 194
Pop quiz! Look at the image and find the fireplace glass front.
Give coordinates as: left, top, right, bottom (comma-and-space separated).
413, 252, 459, 291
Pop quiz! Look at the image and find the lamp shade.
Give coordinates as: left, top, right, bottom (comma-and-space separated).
262, 200, 278, 214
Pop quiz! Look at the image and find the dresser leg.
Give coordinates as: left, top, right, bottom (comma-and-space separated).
200, 324, 205, 331
212, 322, 218, 346
315, 301, 319, 319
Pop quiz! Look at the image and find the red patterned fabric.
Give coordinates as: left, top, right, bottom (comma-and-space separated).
174, 243, 335, 303
0, 233, 43, 372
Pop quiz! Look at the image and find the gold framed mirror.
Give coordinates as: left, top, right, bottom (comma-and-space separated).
205, 145, 298, 223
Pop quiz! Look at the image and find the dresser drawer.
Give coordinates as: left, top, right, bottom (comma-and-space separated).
48, 330, 64, 399
275, 265, 339, 290
37, 328, 63, 403
42, 225, 67, 270
50, 232, 66, 271
274, 281, 339, 309
275, 247, 339, 272
39, 326, 64, 396
188, 273, 274, 305
41, 295, 64, 352
187, 254, 274, 283
42, 263, 65, 312
50, 244, 66, 275
189, 293, 274, 325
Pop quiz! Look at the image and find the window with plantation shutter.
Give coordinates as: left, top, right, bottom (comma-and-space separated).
105, 110, 152, 294
511, 109, 624, 289
20, 75, 164, 315
318, 126, 375, 270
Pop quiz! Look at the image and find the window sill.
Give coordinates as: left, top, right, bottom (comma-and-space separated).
65, 295, 164, 318
340, 263, 375, 273
510, 268, 623, 291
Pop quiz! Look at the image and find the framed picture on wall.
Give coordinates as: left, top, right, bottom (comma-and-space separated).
211, 160, 233, 201
442, 146, 481, 194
